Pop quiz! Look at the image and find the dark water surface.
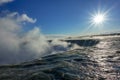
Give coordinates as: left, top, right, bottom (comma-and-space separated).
0, 36, 120, 80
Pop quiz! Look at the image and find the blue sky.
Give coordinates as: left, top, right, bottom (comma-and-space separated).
0, 0, 120, 35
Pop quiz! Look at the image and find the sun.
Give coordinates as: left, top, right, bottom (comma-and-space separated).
93, 14, 105, 24
90, 11, 108, 26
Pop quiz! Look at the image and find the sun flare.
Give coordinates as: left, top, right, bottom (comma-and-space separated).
90, 11, 108, 26
93, 14, 105, 24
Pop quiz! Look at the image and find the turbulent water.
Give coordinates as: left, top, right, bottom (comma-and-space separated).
0, 35, 120, 80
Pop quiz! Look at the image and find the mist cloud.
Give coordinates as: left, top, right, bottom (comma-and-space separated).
0, 11, 81, 65
0, 12, 50, 64
50, 39, 81, 54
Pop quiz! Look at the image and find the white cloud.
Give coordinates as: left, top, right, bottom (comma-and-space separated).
0, 0, 14, 5
6, 12, 37, 23
18, 14, 37, 23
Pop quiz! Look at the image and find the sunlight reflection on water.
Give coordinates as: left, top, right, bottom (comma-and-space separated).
90, 36, 120, 79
